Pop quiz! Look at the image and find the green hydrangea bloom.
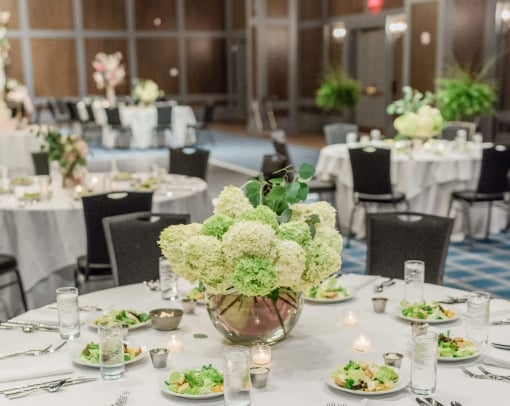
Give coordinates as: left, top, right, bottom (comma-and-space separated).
232, 256, 277, 296
202, 214, 234, 239
277, 221, 312, 246
238, 205, 279, 230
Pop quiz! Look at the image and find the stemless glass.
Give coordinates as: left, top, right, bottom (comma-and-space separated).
56, 287, 80, 340
159, 257, 179, 300
99, 321, 125, 380
404, 260, 425, 304
465, 291, 491, 347
410, 331, 438, 396
223, 346, 251, 406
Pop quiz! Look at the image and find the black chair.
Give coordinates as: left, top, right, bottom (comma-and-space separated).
186, 103, 215, 145
366, 212, 453, 285
105, 107, 132, 149
77, 102, 103, 145
152, 105, 173, 147
47, 98, 71, 125
76, 191, 154, 285
103, 212, 190, 286
0, 254, 28, 315
447, 145, 510, 246
260, 154, 288, 181
31, 151, 49, 175
169, 147, 210, 180
66, 100, 81, 123
323, 123, 358, 145
441, 121, 476, 141
347, 147, 409, 247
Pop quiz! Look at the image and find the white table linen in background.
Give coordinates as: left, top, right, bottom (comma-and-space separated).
315, 143, 507, 239
0, 174, 212, 312
0, 125, 43, 176
1, 275, 509, 405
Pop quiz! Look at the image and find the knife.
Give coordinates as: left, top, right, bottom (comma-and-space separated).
416, 398, 431, 406
491, 342, 510, 350
491, 319, 510, 325
3, 377, 97, 396
425, 397, 445, 406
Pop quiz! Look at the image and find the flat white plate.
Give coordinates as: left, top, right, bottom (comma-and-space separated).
88, 313, 151, 330
326, 372, 409, 396
438, 350, 480, 362
305, 290, 355, 304
72, 343, 147, 368
395, 309, 459, 324
160, 381, 223, 399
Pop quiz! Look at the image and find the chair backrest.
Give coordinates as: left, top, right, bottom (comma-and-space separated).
82, 191, 154, 266
105, 107, 122, 126
31, 152, 49, 175
324, 123, 358, 145
366, 212, 453, 284
348, 147, 393, 195
156, 105, 172, 126
66, 101, 81, 122
103, 211, 190, 286
202, 103, 215, 125
260, 154, 288, 181
85, 103, 96, 123
476, 145, 510, 195
169, 147, 210, 180
441, 121, 476, 141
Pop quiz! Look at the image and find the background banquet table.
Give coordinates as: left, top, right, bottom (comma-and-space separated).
315, 142, 507, 239
0, 174, 212, 314
92, 104, 197, 148
1, 274, 510, 405
0, 124, 42, 176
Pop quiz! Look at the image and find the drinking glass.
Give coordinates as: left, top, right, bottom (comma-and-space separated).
404, 260, 425, 304
56, 287, 80, 340
159, 257, 179, 300
98, 321, 125, 380
465, 291, 491, 347
410, 331, 438, 396
223, 346, 251, 406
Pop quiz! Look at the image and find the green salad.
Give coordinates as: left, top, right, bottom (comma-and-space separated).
94, 309, 150, 327
307, 277, 349, 300
331, 360, 399, 392
165, 365, 224, 395
79, 342, 141, 364
401, 301, 456, 320
438, 331, 477, 358
185, 286, 205, 301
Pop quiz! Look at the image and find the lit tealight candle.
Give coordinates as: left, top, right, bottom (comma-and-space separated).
353, 333, 371, 352
90, 176, 99, 190
342, 309, 359, 327
251, 344, 271, 366
167, 332, 184, 352
74, 185, 83, 195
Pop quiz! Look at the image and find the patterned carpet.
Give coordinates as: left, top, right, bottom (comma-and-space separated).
342, 233, 510, 300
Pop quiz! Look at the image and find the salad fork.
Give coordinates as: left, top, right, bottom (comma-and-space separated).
0, 344, 52, 359
478, 366, 510, 380
111, 390, 130, 406
374, 278, 395, 293
460, 367, 510, 381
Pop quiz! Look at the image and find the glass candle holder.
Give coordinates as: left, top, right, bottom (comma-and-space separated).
353, 333, 371, 352
167, 331, 184, 352
342, 309, 359, 327
251, 344, 271, 366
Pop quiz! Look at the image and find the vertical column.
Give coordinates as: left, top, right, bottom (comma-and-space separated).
18, 0, 33, 97
73, 0, 86, 96
288, 0, 298, 130
126, 0, 137, 83
177, 0, 187, 98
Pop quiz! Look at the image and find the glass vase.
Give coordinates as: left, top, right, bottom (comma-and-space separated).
207, 289, 303, 345
106, 85, 116, 106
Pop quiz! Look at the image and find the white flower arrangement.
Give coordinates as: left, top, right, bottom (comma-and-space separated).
92, 52, 125, 90
393, 105, 444, 139
132, 78, 162, 103
159, 167, 343, 297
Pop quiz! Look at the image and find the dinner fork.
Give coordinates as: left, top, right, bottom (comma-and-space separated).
111, 391, 130, 406
478, 366, 510, 380
326, 403, 346, 406
374, 278, 395, 293
460, 367, 510, 381
0, 344, 52, 360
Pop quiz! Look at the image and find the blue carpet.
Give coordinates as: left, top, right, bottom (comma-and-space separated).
342, 233, 510, 299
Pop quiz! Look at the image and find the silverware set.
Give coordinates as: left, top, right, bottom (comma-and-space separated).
491, 342, 510, 350
373, 278, 395, 293
460, 366, 510, 381
437, 295, 468, 304
110, 391, 130, 406
0, 340, 67, 360
0, 320, 59, 332
491, 318, 510, 325
0, 376, 98, 399
46, 304, 105, 312
416, 397, 462, 406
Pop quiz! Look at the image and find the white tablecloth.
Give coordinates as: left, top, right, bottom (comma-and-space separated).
316, 143, 508, 238
0, 124, 43, 176
0, 174, 212, 312
93, 105, 197, 148
2, 275, 510, 405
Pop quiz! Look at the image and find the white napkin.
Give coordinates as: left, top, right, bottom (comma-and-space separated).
482, 351, 510, 369
361, 398, 415, 406
0, 352, 72, 383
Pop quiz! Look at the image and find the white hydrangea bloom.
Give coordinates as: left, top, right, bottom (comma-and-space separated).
314, 226, 343, 253
214, 186, 253, 218
273, 240, 306, 291
158, 223, 202, 274
290, 201, 337, 228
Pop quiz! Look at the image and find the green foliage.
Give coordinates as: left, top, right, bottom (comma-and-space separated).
245, 163, 315, 221
435, 67, 497, 121
386, 86, 435, 115
315, 68, 361, 111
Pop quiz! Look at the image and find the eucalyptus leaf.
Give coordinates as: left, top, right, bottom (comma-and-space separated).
298, 163, 315, 180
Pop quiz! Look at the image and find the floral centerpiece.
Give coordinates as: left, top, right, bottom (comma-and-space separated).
159, 164, 343, 344
92, 52, 126, 106
132, 78, 162, 104
37, 128, 88, 187
387, 86, 444, 140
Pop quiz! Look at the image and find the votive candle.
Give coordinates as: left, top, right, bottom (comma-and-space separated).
251, 344, 271, 366
167, 332, 184, 352
353, 333, 371, 352
342, 309, 359, 327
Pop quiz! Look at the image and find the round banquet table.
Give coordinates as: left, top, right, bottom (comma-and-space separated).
1, 274, 510, 405
315, 142, 508, 239
0, 173, 212, 313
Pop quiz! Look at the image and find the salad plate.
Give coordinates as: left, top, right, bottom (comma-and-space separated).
305, 277, 354, 304
89, 309, 151, 330
161, 364, 224, 399
184, 287, 206, 305
160, 384, 223, 400
437, 332, 479, 362
396, 302, 459, 324
304, 291, 354, 304
326, 375, 409, 396
72, 342, 146, 368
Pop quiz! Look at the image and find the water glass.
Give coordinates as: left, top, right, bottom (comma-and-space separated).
404, 260, 425, 304
159, 257, 179, 300
465, 291, 491, 347
410, 331, 438, 396
98, 321, 125, 380
56, 287, 80, 340
223, 346, 251, 406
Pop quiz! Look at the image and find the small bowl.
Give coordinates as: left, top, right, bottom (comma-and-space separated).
149, 308, 183, 331
383, 352, 404, 368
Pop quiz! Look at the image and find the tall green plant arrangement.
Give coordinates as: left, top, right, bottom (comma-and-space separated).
315, 68, 361, 112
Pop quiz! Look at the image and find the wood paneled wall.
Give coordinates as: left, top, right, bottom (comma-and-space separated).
27, 0, 74, 30
266, 27, 289, 100
137, 38, 179, 95
134, 0, 177, 30
82, 0, 126, 30
266, 0, 288, 18
328, 0, 363, 16
185, 0, 224, 31
299, 27, 322, 99
299, 0, 322, 21
186, 38, 226, 94
2, 0, 19, 29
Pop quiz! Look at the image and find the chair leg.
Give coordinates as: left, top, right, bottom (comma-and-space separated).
13, 268, 28, 312
346, 204, 357, 248
463, 203, 474, 250
485, 202, 493, 240
447, 197, 454, 217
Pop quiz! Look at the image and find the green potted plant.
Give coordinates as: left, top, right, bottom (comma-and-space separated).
315, 68, 361, 113
435, 65, 497, 122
